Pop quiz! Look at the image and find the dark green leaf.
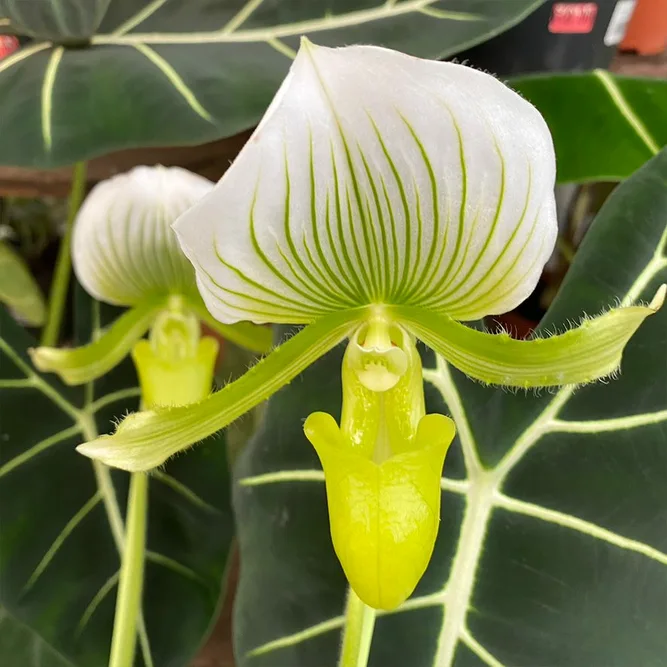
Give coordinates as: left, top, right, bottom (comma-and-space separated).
0, 0, 545, 167
233, 147, 667, 666
511, 72, 667, 184
0, 288, 233, 667
0, 241, 46, 326
0, 0, 111, 42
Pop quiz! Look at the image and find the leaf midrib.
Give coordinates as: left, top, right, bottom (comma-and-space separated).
95, 0, 460, 45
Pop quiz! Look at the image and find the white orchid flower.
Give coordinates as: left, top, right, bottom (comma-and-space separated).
30, 165, 271, 388
73, 165, 213, 308
76, 41, 663, 609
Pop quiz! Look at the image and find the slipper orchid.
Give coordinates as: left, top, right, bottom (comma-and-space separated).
30, 165, 271, 396
76, 41, 663, 609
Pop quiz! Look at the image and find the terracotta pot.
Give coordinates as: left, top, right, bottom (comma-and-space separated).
621, 0, 667, 55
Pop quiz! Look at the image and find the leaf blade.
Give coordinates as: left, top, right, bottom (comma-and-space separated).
511, 72, 667, 183
0, 0, 547, 167
0, 291, 234, 667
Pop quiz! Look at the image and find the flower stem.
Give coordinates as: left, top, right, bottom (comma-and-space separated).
41, 161, 87, 346
108, 472, 148, 667
338, 588, 376, 667
106, 306, 220, 665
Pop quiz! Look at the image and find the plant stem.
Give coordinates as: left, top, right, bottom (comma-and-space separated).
105, 308, 219, 666
41, 161, 87, 346
338, 588, 376, 667
108, 472, 148, 667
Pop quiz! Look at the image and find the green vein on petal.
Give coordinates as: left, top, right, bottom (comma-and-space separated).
307, 135, 358, 304
399, 114, 440, 303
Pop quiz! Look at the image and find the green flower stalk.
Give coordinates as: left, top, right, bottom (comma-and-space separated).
75, 41, 662, 611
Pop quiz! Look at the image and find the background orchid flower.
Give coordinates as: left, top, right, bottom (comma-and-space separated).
24, 164, 277, 667
77, 41, 663, 609
30, 165, 271, 387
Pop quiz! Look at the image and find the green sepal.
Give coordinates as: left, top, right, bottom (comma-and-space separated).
0, 240, 46, 326
76, 309, 367, 471
392, 285, 666, 387
29, 297, 166, 385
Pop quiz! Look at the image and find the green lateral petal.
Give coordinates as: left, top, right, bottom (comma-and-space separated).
76, 309, 366, 471
73, 166, 213, 306
392, 286, 665, 387
0, 241, 46, 326
187, 298, 272, 354
29, 298, 165, 384
174, 40, 557, 325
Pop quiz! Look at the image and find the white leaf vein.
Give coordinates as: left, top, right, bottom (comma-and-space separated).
23, 491, 102, 591
132, 43, 213, 122
495, 493, 667, 567
460, 626, 506, 667
41, 47, 64, 152
593, 69, 660, 156
94, 0, 449, 46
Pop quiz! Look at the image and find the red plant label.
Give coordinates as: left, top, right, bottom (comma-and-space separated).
549, 2, 598, 33
0, 35, 18, 60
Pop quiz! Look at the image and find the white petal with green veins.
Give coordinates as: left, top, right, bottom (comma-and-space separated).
73, 165, 213, 307
174, 40, 557, 324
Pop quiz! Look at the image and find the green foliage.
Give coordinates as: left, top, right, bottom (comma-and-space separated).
233, 148, 667, 666
0, 288, 233, 666
511, 72, 667, 183
0, 0, 544, 167
0, 241, 46, 325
